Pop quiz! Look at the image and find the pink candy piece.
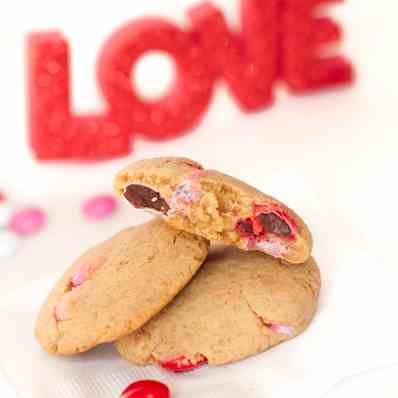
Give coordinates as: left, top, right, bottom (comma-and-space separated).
54, 291, 75, 321
8, 208, 46, 236
82, 195, 117, 220
71, 256, 105, 287
0, 193, 6, 203
265, 322, 294, 337
71, 263, 92, 287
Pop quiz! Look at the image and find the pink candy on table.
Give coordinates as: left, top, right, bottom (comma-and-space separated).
82, 195, 118, 220
8, 207, 46, 236
265, 322, 294, 337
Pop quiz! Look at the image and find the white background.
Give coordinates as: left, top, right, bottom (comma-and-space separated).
0, 0, 397, 396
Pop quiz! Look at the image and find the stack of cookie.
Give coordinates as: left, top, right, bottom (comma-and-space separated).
35, 157, 320, 372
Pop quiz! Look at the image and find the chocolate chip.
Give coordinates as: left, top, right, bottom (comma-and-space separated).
237, 219, 254, 235
256, 213, 291, 236
124, 184, 170, 214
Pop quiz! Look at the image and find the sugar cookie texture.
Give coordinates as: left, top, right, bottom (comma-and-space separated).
115, 157, 312, 264
115, 247, 321, 367
35, 218, 209, 355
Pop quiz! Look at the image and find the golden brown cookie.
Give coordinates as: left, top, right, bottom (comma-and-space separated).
115, 247, 321, 371
35, 218, 209, 355
114, 157, 312, 264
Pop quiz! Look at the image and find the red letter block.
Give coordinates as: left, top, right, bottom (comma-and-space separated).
189, 0, 278, 111
27, 33, 131, 160
281, 0, 354, 92
97, 19, 214, 140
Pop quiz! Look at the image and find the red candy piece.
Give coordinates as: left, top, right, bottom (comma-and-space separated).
280, 0, 354, 92
159, 354, 207, 373
189, 0, 278, 111
252, 203, 298, 239
121, 380, 170, 398
97, 18, 214, 140
27, 33, 132, 160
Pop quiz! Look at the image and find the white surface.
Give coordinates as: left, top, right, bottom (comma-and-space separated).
324, 365, 398, 398
0, 0, 398, 396
2, 175, 396, 398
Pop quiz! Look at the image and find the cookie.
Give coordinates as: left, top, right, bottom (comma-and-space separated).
35, 218, 209, 355
115, 247, 321, 369
114, 157, 312, 264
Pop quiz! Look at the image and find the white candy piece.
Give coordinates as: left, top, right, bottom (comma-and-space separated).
0, 230, 19, 258
0, 203, 13, 228
254, 238, 288, 258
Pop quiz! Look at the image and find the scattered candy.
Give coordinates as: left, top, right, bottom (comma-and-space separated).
121, 380, 170, 398
82, 195, 118, 220
8, 207, 46, 236
159, 354, 207, 373
0, 230, 20, 258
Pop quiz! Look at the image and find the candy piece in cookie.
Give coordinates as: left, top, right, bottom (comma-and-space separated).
35, 218, 209, 355
115, 247, 321, 369
114, 157, 312, 264
159, 354, 208, 373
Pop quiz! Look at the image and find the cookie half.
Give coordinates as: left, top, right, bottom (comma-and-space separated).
115, 247, 321, 370
114, 157, 312, 264
35, 218, 209, 355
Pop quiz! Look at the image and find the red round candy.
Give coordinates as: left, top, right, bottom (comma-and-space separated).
159, 355, 207, 373
121, 380, 170, 398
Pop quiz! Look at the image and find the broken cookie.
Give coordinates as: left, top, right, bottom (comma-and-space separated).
114, 157, 312, 264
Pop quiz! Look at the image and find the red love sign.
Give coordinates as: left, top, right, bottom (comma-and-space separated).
27, 0, 353, 160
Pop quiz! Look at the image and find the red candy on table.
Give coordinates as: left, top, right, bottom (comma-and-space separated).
121, 380, 170, 398
159, 354, 208, 373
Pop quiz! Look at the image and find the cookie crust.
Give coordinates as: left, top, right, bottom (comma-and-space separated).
115, 157, 312, 264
